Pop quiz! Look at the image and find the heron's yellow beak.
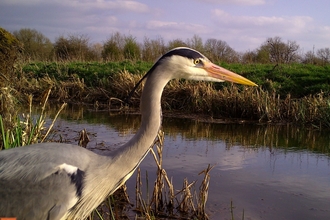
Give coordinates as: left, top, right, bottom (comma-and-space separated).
204, 61, 257, 86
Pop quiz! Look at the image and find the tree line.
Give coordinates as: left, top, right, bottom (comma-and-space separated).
11, 28, 330, 65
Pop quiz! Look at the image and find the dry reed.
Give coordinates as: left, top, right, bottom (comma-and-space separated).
135, 130, 212, 219
9, 68, 330, 127
88, 128, 213, 219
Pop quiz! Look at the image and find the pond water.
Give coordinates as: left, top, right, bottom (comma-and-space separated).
49, 106, 330, 220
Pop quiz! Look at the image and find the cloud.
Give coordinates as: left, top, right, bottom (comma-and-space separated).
195, 0, 266, 5
0, 0, 150, 43
1, 0, 42, 5
70, 0, 150, 13
1, 0, 328, 52
147, 20, 211, 33
146, 20, 212, 40
2, 0, 150, 13
210, 9, 317, 50
212, 9, 313, 32
146, 20, 206, 32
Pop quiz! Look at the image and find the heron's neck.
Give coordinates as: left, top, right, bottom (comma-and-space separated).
70, 72, 171, 219
109, 71, 170, 179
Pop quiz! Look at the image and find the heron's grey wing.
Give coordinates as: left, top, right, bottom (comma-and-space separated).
0, 143, 93, 220
0, 169, 80, 220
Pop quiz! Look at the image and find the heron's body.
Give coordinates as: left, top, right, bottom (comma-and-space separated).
0, 47, 256, 219
0, 144, 92, 219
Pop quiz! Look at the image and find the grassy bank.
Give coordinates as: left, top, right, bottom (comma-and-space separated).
21, 61, 330, 98
9, 61, 330, 128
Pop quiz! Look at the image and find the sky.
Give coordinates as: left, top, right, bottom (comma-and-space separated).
0, 0, 329, 53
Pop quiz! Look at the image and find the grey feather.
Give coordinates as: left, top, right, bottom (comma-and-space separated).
0, 143, 96, 220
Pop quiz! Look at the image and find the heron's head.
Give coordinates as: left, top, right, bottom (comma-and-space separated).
126, 47, 257, 104
156, 47, 257, 86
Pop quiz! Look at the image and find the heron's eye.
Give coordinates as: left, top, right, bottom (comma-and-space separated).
194, 59, 202, 65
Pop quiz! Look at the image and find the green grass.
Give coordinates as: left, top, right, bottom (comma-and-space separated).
0, 91, 66, 150
0, 114, 41, 149
21, 62, 330, 98
22, 61, 152, 87
221, 63, 330, 97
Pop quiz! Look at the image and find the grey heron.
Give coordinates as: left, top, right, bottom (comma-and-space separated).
0, 47, 257, 220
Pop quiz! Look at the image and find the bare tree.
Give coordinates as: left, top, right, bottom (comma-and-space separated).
186, 35, 204, 53
258, 37, 300, 63
284, 40, 300, 63
102, 32, 125, 61
13, 28, 53, 61
316, 48, 330, 65
241, 50, 258, 64
302, 50, 322, 64
167, 39, 188, 50
204, 38, 217, 61
54, 34, 95, 61
204, 38, 238, 63
90, 43, 103, 61
142, 36, 165, 62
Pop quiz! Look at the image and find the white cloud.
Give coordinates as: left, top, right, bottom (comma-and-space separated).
2, 0, 149, 13
145, 20, 212, 41
212, 9, 313, 31
64, 0, 150, 13
1, 0, 42, 5
147, 20, 210, 33
210, 9, 316, 50
319, 25, 330, 40
146, 20, 179, 29
195, 0, 266, 5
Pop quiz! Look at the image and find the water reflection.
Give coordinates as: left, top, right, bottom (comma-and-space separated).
45, 105, 330, 220
52, 104, 330, 155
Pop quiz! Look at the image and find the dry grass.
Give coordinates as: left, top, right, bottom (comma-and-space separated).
5, 67, 330, 130
134, 130, 213, 220
0, 87, 18, 128
8, 67, 330, 128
